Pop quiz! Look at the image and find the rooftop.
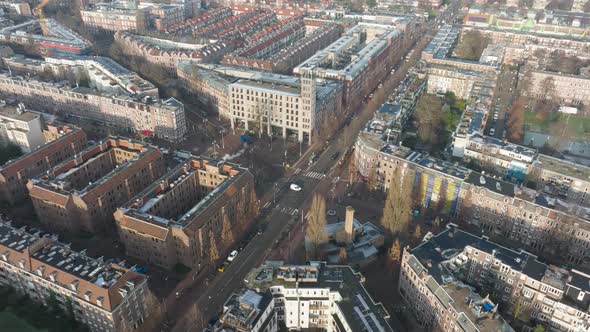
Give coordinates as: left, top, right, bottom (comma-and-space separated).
466, 134, 537, 161
411, 224, 590, 314
247, 261, 394, 332
31, 138, 156, 196
0, 19, 91, 49
216, 289, 273, 331
120, 156, 249, 228
0, 101, 38, 122
534, 154, 590, 182
295, 24, 402, 80
0, 220, 143, 311
0, 71, 181, 113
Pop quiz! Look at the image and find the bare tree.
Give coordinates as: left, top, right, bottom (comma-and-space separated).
306, 193, 328, 260
433, 216, 441, 232
389, 239, 401, 264
221, 212, 234, 251
415, 94, 444, 146
381, 167, 413, 237
209, 229, 219, 263
506, 97, 526, 143
338, 247, 348, 264
414, 225, 422, 243
349, 153, 357, 186
454, 30, 491, 61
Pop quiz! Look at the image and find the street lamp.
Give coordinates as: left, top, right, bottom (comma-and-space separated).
212, 140, 217, 158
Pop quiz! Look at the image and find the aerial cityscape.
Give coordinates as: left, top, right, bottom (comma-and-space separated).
0, 0, 588, 331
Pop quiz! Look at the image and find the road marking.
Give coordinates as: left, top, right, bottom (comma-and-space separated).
294, 168, 301, 174
332, 176, 340, 184
263, 202, 270, 209
303, 171, 324, 179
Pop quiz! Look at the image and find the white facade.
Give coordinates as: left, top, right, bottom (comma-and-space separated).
0, 103, 44, 153
229, 81, 313, 142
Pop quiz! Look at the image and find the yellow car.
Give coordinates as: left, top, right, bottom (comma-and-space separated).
217, 262, 229, 273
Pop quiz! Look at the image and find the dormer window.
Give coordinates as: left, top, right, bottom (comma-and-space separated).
84, 291, 92, 301
1, 252, 9, 261
49, 271, 57, 282
118, 288, 128, 298
97, 296, 104, 307
37, 266, 45, 277
18, 259, 25, 269
70, 280, 79, 292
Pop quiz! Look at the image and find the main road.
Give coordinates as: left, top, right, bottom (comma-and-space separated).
166, 3, 462, 330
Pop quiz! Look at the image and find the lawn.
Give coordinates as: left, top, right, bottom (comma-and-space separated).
524, 110, 590, 138
0, 311, 48, 332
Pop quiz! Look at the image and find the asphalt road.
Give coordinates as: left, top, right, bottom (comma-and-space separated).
487, 67, 519, 139
166, 3, 462, 331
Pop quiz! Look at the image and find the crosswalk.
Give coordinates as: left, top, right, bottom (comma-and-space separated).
303, 171, 325, 180
278, 206, 299, 216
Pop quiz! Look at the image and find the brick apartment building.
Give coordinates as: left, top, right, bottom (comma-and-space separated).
27, 138, 165, 233
115, 156, 257, 270
400, 224, 590, 332
458, 172, 590, 267
354, 136, 590, 267
0, 221, 152, 332
0, 123, 87, 205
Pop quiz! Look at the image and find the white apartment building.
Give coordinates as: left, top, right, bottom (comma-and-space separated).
0, 102, 44, 153
229, 79, 314, 142
212, 262, 395, 332
0, 68, 186, 142
0, 221, 152, 332
527, 69, 590, 106
427, 65, 483, 100
463, 134, 537, 182
81, 1, 149, 32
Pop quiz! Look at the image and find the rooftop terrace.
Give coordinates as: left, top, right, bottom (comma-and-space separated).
246, 261, 393, 332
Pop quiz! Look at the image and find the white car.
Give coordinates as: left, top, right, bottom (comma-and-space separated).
490, 128, 496, 136
290, 183, 302, 191
227, 250, 238, 262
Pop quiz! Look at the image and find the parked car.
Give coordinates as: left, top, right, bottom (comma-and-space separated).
217, 262, 229, 273
227, 250, 238, 262
290, 183, 302, 191
490, 128, 496, 136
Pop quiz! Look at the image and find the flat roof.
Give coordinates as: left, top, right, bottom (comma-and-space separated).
246, 261, 394, 332
535, 154, 590, 181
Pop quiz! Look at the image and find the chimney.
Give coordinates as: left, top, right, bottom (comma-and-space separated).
345, 206, 355, 244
